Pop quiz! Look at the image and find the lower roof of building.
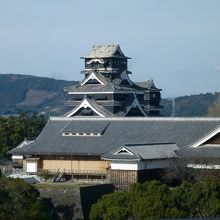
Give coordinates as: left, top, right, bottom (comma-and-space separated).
177, 144, 220, 158
102, 143, 179, 161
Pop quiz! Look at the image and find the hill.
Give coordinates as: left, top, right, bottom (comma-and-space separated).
0, 73, 218, 117
0, 73, 76, 116
161, 92, 219, 117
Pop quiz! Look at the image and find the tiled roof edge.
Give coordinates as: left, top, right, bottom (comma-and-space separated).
49, 116, 220, 122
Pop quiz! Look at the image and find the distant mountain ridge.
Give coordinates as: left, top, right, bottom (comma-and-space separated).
0, 73, 218, 117
161, 93, 219, 117
0, 73, 76, 115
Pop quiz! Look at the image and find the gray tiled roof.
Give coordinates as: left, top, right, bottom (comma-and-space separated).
102, 143, 179, 161
83, 45, 129, 59
10, 117, 220, 157
65, 84, 114, 93
61, 121, 109, 133
64, 70, 155, 93
127, 143, 179, 159
177, 144, 220, 158
64, 83, 142, 94
8, 139, 34, 154
65, 79, 148, 94
135, 80, 160, 91
102, 153, 140, 161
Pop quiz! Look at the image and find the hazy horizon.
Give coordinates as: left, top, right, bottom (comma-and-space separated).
1, 0, 220, 97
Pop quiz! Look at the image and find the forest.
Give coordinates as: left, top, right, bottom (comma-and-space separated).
0, 112, 46, 158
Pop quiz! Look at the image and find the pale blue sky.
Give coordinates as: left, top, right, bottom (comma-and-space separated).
0, 0, 220, 97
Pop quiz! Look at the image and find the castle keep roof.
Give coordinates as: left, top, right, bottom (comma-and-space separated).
83, 44, 130, 59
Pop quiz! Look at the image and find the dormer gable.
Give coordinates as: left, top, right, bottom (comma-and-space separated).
124, 95, 146, 117
64, 97, 112, 117
114, 147, 134, 155
65, 98, 106, 117
80, 71, 106, 86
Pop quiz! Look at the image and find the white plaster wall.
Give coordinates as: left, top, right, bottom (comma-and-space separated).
111, 161, 138, 170
26, 162, 37, 173
111, 160, 172, 171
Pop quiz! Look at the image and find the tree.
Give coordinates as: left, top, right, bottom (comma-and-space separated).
129, 181, 173, 219
90, 191, 130, 220
89, 178, 220, 220
169, 178, 220, 218
0, 112, 46, 158
0, 175, 57, 220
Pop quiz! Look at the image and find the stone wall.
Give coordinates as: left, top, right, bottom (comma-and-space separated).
38, 183, 114, 220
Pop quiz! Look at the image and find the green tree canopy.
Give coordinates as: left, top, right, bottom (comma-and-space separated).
0, 175, 57, 220
0, 112, 46, 158
90, 178, 220, 220
90, 191, 129, 220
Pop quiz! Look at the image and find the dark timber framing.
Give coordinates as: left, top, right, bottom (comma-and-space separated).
64, 45, 162, 117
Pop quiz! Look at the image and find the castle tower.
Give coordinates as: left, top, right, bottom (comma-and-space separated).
64, 45, 162, 117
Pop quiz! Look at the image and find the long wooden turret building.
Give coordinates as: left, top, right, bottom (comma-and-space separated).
64, 45, 162, 117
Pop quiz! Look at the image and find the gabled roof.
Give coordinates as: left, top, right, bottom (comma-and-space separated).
64, 97, 113, 117
83, 44, 131, 59
80, 71, 109, 86
112, 71, 133, 86
65, 93, 145, 118
135, 80, 161, 91
124, 94, 146, 116
102, 143, 179, 161
8, 139, 34, 154
114, 94, 146, 117
64, 70, 153, 94
10, 117, 220, 157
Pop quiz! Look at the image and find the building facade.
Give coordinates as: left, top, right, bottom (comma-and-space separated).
64, 45, 162, 117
